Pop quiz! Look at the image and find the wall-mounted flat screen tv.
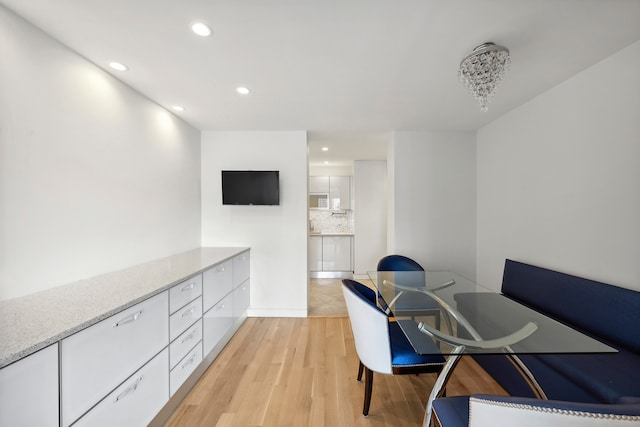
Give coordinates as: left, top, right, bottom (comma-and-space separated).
222, 170, 280, 205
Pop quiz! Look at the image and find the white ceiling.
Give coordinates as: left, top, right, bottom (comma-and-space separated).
3, 0, 640, 166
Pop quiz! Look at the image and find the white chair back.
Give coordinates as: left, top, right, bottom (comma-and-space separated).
342, 283, 393, 375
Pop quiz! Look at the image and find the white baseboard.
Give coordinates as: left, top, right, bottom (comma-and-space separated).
247, 308, 308, 318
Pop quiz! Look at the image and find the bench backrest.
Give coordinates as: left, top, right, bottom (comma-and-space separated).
502, 259, 640, 354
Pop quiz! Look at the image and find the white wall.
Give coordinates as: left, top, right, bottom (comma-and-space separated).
309, 164, 353, 176
477, 41, 640, 292
201, 131, 308, 317
0, 7, 202, 301
353, 160, 387, 274
388, 131, 477, 280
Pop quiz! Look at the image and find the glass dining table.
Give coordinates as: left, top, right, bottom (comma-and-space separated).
366, 270, 617, 427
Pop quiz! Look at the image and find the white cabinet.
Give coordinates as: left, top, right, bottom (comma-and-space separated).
309, 176, 352, 210
169, 319, 203, 370
233, 280, 250, 319
169, 275, 202, 313
169, 296, 203, 342
0, 343, 58, 427
61, 292, 169, 426
322, 236, 353, 271
1, 249, 251, 427
170, 341, 203, 396
203, 292, 234, 356
309, 235, 323, 271
329, 176, 351, 210
202, 251, 250, 358
203, 259, 233, 312
233, 251, 250, 287
309, 176, 329, 193
74, 348, 169, 427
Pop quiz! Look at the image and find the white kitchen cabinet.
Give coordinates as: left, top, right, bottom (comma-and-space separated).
169, 274, 202, 314
309, 176, 352, 210
73, 348, 169, 427
0, 343, 58, 427
169, 319, 202, 370
322, 236, 353, 271
169, 296, 203, 342
309, 176, 330, 193
1, 248, 251, 427
232, 251, 250, 287
203, 259, 233, 312
329, 176, 351, 210
61, 291, 169, 427
170, 341, 203, 396
233, 280, 250, 319
309, 235, 323, 271
202, 292, 234, 356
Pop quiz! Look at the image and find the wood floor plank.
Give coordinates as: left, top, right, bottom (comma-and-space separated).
165, 317, 506, 427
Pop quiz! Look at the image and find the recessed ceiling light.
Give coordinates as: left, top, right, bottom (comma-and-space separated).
324, 161, 330, 165
172, 105, 185, 112
191, 22, 212, 37
321, 147, 329, 151
236, 87, 250, 95
109, 62, 128, 71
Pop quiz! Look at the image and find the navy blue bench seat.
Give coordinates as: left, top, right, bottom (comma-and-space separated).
469, 260, 640, 404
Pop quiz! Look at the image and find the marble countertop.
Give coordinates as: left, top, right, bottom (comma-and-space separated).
309, 232, 354, 236
0, 247, 249, 368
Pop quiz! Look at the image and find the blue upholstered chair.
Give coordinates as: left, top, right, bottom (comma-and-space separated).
377, 255, 441, 326
431, 394, 640, 427
341, 279, 445, 416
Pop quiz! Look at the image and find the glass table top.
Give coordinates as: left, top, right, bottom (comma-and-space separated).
366, 271, 617, 356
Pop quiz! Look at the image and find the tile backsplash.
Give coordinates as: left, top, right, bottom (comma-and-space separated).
309, 210, 354, 234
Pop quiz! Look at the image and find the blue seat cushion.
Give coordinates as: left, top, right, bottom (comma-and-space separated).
531, 348, 640, 403
389, 321, 445, 368
432, 396, 469, 427
473, 353, 603, 403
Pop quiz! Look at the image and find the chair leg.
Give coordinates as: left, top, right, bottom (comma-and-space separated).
357, 361, 364, 382
363, 367, 373, 416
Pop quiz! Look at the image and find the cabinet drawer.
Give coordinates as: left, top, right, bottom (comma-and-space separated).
203, 260, 233, 312
61, 291, 169, 427
202, 292, 234, 357
170, 341, 203, 396
74, 348, 169, 427
169, 274, 202, 314
232, 252, 250, 287
0, 344, 58, 427
233, 280, 250, 318
169, 296, 202, 342
169, 319, 202, 370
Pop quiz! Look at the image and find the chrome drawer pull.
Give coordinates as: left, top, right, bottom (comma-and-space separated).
181, 282, 195, 291
181, 330, 196, 343
217, 267, 225, 272
113, 310, 143, 327
181, 354, 196, 370
114, 376, 143, 402
181, 307, 195, 318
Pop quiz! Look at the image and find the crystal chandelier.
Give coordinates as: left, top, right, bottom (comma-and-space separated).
458, 42, 511, 111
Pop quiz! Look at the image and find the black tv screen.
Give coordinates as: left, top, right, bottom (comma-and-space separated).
222, 170, 280, 205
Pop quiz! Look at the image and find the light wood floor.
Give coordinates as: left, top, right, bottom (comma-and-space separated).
165, 317, 507, 427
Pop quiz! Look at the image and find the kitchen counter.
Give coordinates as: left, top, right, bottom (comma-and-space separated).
0, 247, 249, 368
309, 232, 354, 236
